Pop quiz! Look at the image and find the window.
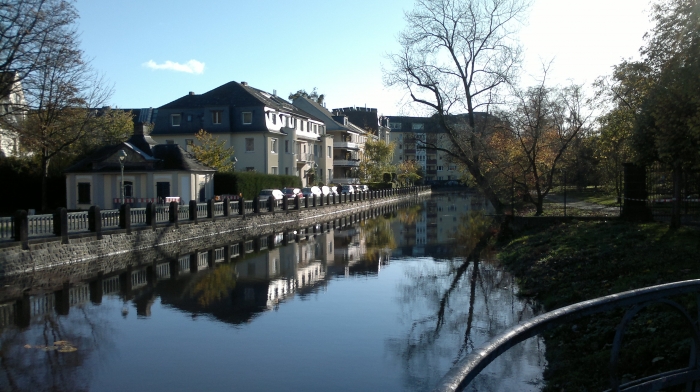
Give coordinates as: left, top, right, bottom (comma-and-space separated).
271, 113, 276, 124
449, 165, 456, 171
327, 146, 331, 158
389, 122, 402, 129
78, 183, 90, 204
156, 182, 170, 199
314, 145, 318, 157
187, 115, 192, 122
123, 181, 133, 197
212, 111, 222, 124
438, 165, 443, 171
399, 144, 402, 150
245, 138, 254, 152
271, 167, 278, 175
186, 139, 194, 146
285, 168, 289, 175
301, 121, 305, 131
328, 169, 332, 181
171, 114, 181, 126
271, 138, 278, 153
285, 140, 289, 153
242, 112, 252, 124
412, 123, 424, 130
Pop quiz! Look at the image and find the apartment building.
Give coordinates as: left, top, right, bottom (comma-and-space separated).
150, 81, 333, 187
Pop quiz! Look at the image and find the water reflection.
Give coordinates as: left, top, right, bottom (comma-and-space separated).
0, 193, 544, 391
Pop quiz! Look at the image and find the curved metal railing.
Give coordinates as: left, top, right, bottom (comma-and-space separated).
433, 280, 700, 392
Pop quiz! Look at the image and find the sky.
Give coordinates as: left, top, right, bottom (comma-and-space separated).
75, 0, 654, 117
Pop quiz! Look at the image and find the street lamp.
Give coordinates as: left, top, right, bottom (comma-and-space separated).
118, 149, 127, 204
232, 156, 238, 172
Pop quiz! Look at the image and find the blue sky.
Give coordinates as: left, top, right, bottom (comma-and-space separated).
75, 0, 652, 116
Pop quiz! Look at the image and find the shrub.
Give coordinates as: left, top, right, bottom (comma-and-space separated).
214, 172, 301, 199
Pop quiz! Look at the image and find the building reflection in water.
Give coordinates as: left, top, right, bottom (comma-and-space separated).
0, 194, 544, 392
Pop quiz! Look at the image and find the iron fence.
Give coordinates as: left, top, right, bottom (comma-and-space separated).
647, 163, 700, 225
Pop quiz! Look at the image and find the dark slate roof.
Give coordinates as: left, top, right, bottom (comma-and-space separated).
160, 81, 321, 121
292, 96, 350, 132
65, 133, 214, 173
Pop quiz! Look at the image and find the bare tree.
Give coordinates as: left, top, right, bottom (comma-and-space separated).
19, 13, 114, 211
385, 0, 530, 213
0, 0, 77, 112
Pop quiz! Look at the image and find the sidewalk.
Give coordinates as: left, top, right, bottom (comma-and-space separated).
543, 193, 621, 217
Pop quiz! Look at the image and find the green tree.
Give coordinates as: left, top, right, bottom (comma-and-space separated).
632, 0, 700, 227
396, 159, 422, 186
191, 129, 235, 172
288, 88, 325, 105
359, 139, 395, 182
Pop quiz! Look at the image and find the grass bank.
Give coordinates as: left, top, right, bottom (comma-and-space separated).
497, 219, 700, 391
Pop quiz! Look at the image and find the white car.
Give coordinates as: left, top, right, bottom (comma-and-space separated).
301, 186, 322, 198
258, 189, 284, 201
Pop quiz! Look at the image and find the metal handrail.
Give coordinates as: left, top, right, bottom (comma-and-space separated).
432, 279, 700, 392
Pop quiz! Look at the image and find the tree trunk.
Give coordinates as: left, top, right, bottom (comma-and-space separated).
671, 165, 682, 229
41, 151, 50, 212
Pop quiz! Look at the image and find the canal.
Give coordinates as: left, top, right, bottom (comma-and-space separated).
0, 192, 545, 392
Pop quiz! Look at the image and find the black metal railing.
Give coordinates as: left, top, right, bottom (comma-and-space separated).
432, 279, 700, 392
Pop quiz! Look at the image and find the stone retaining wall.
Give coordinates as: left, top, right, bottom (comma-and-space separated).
0, 192, 430, 292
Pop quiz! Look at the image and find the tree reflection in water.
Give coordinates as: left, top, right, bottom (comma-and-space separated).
0, 301, 115, 392
387, 211, 545, 391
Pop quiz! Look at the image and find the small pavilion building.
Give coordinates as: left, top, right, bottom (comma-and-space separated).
64, 124, 215, 210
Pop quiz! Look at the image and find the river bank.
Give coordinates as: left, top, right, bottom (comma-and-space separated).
496, 218, 700, 391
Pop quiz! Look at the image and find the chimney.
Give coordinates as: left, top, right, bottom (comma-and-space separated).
241, 81, 248, 86
189, 91, 195, 95
273, 89, 277, 96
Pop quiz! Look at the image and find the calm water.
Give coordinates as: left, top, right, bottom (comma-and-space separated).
0, 192, 545, 391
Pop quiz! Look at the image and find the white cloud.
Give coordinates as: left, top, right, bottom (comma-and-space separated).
143, 59, 205, 74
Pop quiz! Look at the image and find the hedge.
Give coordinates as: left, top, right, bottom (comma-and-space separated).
214, 172, 302, 199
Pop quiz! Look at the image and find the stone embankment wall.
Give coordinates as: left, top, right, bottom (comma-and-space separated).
0, 192, 430, 291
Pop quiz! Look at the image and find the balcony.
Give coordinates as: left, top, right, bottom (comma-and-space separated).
334, 141, 360, 150
333, 159, 359, 167
296, 153, 315, 164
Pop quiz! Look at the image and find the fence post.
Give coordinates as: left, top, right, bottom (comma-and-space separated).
169, 201, 178, 227
253, 196, 260, 214
145, 203, 155, 230
89, 205, 102, 239
13, 210, 27, 249
295, 195, 301, 210
239, 198, 244, 216
223, 198, 230, 217
207, 199, 214, 220
268, 196, 274, 213
189, 200, 198, 223
283, 195, 289, 211
119, 204, 131, 234
53, 208, 68, 244
319, 194, 324, 206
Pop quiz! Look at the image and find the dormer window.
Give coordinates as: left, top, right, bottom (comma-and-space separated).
212, 111, 222, 124
171, 114, 181, 126
242, 112, 252, 124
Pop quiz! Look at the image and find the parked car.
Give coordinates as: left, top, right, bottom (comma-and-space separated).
321, 186, 331, 196
258, 189, 284, 201
301, 186, 322, 198
330, 186, 339, 196
282, 187, 301, 197
340, 185, 355, 195
359, 184, 369, 192
353, 185, 363, 193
